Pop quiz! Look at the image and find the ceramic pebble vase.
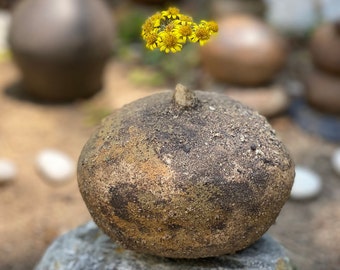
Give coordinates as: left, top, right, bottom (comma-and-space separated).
200, 14, 287, 86
78, 84, 295, 259
8, 0, 114, 101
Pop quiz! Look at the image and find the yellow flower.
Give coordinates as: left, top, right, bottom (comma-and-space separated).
141, 7, 218, 53
161, 7, 180, 19
191, 21, 212, 46
176, 24, 194, 42
158, 31, 183, 53
178, 14, 194, 25
141, 18, 155, 37
207, 21, 219, 34
144, 31, 159, 50
163, 20, 178, 32
150, 12, 163, 27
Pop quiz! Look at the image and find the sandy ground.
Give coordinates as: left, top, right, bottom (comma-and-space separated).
0, 60, 339, 270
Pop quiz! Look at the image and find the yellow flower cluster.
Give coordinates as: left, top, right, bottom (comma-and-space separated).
141, 7, 218, 53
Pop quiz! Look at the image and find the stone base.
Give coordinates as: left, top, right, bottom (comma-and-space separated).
35, 221, 293, 270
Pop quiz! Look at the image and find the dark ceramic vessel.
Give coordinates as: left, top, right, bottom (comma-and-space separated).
9, 0, 114, 101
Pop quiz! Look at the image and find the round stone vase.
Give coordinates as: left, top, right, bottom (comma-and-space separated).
9, 0, 114, 101
77, 85, 295, 259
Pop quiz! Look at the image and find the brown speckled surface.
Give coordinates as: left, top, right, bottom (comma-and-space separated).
78, 89, 295, 258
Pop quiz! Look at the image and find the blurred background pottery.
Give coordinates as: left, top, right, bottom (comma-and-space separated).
0, 0, 21, 10
132, 0, 179, 5
303, 20, 340, 115
305, 68, 340, 115
8, 0, 115, 102
225, 85, 289, 117
211, 0, 266, 18
310, 20, 340, 76
200, 14, 287, 86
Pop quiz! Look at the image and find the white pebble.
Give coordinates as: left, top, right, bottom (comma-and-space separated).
290, 166, 322, 200
331, 148, 340, 177
36, 149, 75, 183
0, 159, 17, 183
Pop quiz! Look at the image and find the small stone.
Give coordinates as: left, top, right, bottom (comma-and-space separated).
36, 149, 75, 183
290, 166, 322, 200
173, 84, 197, 108
331, 148, 340, 176
0, 159, 17, 183
35, 221, 294, 270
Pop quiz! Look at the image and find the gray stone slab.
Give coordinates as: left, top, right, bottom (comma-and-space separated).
35, 221, 294, 270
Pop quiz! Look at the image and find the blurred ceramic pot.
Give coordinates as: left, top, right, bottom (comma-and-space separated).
9, 0, 114, 101
225, 85, 289, 117
305, 68, 340, 114
310, 21, 340, 76
200, 14, 287, 86
0, 0, 21, 9
132, 0, 179, 4
211, 0, 266, 18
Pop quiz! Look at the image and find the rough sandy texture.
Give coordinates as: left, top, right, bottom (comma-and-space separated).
78, 88, 294, 258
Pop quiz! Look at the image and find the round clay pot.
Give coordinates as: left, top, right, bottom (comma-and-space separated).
200, 14, 287, 86
310, 22, 340, 76
305, 68, 340, 114
78, 84, 294, 258
9, 0, 114, 101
